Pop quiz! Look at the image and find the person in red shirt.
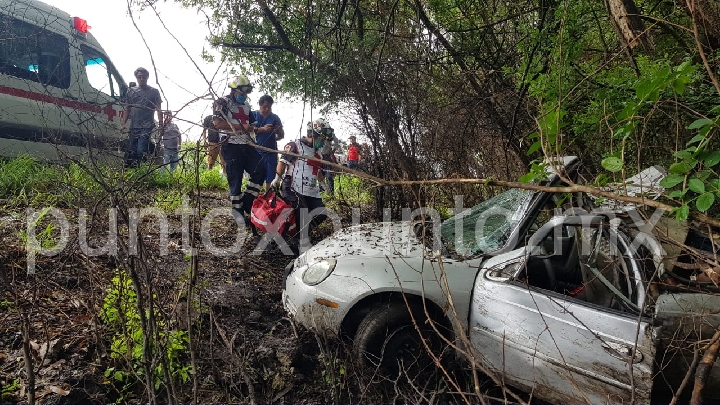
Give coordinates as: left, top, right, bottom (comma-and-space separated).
346, 136, 361, 169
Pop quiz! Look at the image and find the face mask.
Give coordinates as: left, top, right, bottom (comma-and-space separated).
234, 94, 247, 104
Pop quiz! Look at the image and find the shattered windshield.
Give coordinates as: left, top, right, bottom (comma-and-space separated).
441, 188, 535, 257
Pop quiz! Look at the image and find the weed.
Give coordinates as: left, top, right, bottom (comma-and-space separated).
332, 174, 373, 206
154, 189, 184, 212
0, 299, 11, 312
19, 207, 61, 250
1, 379, 19, 400
0, 155, 59, 203
100, 269, 192, 394
198, 169, 227, 190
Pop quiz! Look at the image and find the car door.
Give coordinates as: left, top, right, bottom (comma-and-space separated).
470, 215, 657, 404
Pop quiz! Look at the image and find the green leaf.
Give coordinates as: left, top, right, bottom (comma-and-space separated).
695, 169, 712, 181
595, 173, 609, 187
669, 162, 691, 175
526, 140, 542, 155
696, 192, 715, 212
703, 151, 720, 167
688, 118, 713, 130
601, 156, 624, 173
676, 204, 690, 221
710, 178, 720, 191
619, 103, 638, 121
688, 178, 705, 194
687, 133, 706, 146
674, 149, 694, 160
635, 80, 652, 100
613, 123, 635, 140
672, 78, 686, 94
669, 189, 687, 198
710, 105, 720, 114
519, 173, 534, 183
659, 174, 685, 188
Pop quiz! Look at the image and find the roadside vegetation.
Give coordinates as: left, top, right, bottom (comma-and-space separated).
2, 150, 432, 404
3, 0, 720, 404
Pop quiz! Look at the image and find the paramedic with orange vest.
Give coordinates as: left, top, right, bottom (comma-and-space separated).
270, 118, 332, 250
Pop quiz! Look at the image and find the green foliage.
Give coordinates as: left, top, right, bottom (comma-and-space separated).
330, 175, 373, 206
601, 156, 624, 173
19, 207, 60, 250
0, 155, 59, 203
0, 299, 10, 312
659, 111, 720, 219
100, 269, 192, 393
154, 189, 185, 212
128, 158, 227, 194
515, 0, 720, 221
199, 168, 227, 189
1, 379, 19, 401
518, 159, 549, 183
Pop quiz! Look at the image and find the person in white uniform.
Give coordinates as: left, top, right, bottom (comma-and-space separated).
270, 118, 332, 252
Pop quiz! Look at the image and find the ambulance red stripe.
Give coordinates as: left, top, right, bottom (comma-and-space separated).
0, 85, 102, 113
0, 84, 121, 121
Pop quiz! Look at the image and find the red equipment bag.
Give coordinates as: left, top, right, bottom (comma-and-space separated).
250, 189, 297, 235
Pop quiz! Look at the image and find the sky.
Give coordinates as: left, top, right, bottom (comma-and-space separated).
41, 0, 354, 142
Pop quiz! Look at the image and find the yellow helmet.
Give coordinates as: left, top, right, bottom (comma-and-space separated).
229, 75, 252, 90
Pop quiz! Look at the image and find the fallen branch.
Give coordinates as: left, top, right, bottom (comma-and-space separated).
690, 326, 720, 404
252, 143, 720, 229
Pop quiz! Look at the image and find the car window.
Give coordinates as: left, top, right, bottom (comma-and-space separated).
0, 14, 71, 89
441, 188, 534, 257
518, 224, 641, 314
80, 45, 123, 98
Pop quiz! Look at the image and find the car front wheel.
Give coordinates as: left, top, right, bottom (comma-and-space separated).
353, 301, 447, 378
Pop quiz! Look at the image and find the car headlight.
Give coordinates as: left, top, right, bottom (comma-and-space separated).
302, 259, 337, 286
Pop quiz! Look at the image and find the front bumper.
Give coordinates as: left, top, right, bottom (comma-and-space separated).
281, 262, 353, 335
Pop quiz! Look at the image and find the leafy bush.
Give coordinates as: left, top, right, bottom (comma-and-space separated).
100, 269, 192, 393
332, 174, 373, 206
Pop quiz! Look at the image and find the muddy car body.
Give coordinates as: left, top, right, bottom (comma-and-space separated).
283, 157, 720, 403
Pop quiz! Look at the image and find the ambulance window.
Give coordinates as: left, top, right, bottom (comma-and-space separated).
80, 45, 122, 98
0, 15, 71, 89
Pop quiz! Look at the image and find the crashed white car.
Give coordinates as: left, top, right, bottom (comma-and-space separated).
282, 157, 720, 404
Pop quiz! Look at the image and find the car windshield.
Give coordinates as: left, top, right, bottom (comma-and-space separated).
440, 188, 535, 257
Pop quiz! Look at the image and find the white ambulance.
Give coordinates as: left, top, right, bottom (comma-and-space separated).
0, 0, 128, 161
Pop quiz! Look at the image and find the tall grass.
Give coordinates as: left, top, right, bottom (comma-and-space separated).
0, 155, 59, 201
0, 152, 227, 208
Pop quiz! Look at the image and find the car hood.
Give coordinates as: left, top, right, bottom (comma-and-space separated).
304, 221, 429, 262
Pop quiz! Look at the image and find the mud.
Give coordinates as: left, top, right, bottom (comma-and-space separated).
0, 191, 481, 404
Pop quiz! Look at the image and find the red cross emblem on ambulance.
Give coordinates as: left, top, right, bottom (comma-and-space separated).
103, 104, 118, 121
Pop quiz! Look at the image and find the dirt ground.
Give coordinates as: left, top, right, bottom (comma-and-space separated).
0, 191, 483, 405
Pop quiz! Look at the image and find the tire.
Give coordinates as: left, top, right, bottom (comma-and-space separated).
353, 301, 447, 378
